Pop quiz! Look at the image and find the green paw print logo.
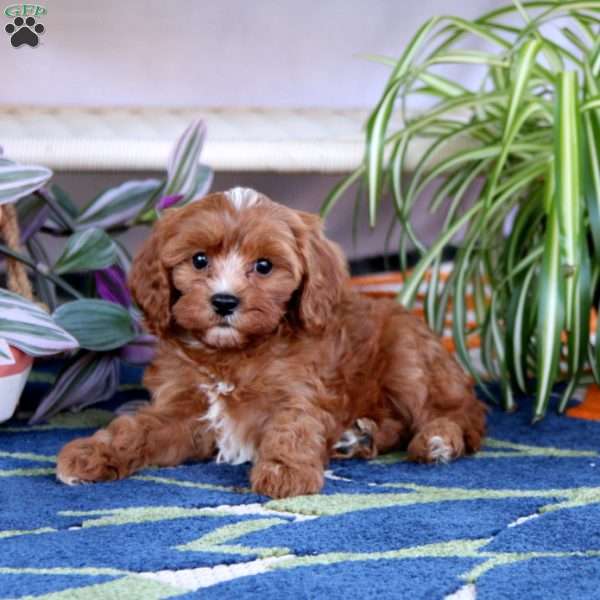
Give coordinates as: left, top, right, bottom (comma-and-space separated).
4, 4, 46, 48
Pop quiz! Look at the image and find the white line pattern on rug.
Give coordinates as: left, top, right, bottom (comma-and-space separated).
136, 555, 294, 591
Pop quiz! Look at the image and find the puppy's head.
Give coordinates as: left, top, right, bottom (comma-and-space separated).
129, 188, 347, 349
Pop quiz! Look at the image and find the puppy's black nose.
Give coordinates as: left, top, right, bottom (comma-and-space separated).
211, 293, 240, 316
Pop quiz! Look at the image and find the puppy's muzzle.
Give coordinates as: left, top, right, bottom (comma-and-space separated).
211, 293, 240, 317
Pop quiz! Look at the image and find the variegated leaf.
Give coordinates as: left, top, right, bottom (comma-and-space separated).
164, 119, 207, 200
26, 236, 57, 311
0, 289, 78, 357
0, 160, 52, 205
53, 228, 118, 275
76, 179, 162, 230
171, 163, 214, 208
53, 299, 136, 351
29, 352, 120, 424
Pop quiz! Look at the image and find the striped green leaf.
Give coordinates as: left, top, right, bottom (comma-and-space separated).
43, 185, 78, 233
50, 184, 78, 218
559, 239, 591, 412
76, 179, 162, 230
504, 40, 542, 144
53, 300, 136, 352
426, 50, 509, 68
418, 72, 467, 98
321, 167, 364, 219
365, 78, 404, 225
164, 119, 207, 200
451, 238, 481, 381
583, 106, 600, 260
506, 263, 537, 393
365, 16, 441, 225
535, 174, 564, 421
53, 228, 118, 275
437, 16, 511, 50
26, 236, 57, 311
582, 97, 600, 112
176, 163, 213, 206
555, 71, 582, 333
490, 292, 515, 411
387, 16, 441, 83
398, 203, 482, 307
0, 289, 78, 357
29, 352, 120, 424
0, 160, 52, 205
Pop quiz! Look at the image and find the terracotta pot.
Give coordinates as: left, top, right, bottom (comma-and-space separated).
0, 345, 33, 423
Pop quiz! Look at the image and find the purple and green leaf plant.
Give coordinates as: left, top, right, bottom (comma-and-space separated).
0, 117, 211, 422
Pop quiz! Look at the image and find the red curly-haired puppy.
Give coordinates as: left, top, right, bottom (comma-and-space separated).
56, 188, 486, 498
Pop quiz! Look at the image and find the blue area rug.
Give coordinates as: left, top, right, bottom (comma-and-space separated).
1, 369, 600, 599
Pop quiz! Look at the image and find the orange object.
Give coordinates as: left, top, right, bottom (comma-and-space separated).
567, 385, 600, 421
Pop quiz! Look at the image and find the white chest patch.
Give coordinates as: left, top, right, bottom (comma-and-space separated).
199, 381, 255, 465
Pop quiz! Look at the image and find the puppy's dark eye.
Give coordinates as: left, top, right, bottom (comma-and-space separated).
255, 258, 273, 275
192, 252, 208, 270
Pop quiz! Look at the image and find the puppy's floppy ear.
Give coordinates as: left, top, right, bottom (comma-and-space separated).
295, 212, 348, 333
129, 216, 174, 337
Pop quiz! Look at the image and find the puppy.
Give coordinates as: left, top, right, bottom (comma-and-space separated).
56, 188, 486, 498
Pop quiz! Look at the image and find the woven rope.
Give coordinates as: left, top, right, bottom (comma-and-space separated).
0, 204, 34, 301
0, 106, 388, 173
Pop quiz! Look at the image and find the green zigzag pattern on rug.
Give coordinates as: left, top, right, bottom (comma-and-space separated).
1, 398, 600, 599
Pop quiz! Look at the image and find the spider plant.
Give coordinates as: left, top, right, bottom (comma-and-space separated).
325, 0, 600, 421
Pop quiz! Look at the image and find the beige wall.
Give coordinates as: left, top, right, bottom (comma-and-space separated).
0, 0, 503, 108
1, 0, 503, 260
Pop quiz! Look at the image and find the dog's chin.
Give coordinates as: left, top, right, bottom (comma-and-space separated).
203, 325, 245, 349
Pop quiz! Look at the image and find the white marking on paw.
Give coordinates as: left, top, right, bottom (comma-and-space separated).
225, 187, 263, 211
56, 470, 84, 486
428, 435, 452, 463
333, 428, 360, 451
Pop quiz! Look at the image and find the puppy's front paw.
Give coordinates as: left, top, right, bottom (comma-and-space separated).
56, 434, 119, 485
407, 419, 465, 464
250, 461, 324, 498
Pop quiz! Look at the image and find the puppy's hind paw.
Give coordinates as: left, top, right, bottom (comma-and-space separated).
427, 435, 452, 464
407, 419, 465, 464
332, 418, 377, 459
